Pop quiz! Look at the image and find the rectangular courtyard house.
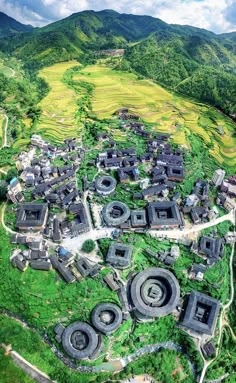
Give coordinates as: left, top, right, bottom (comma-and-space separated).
131, 210, 147, 228
167, 166, 185, 182
62, 203, 90, 237
180, 291, 220, 336
76, 257, 101, 278
147, 201, 184, 229
16, 203, 48, 232
202, 341, 216, 358
199, 236, 224, 266
106, 243, 133, 269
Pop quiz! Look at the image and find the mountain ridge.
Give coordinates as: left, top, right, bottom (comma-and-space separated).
0, 9, 235, 116
0, 11, 33, 37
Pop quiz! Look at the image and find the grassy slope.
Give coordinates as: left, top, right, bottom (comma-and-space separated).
73, 61, 236, 167
0, 348, 35, 383
36, 61, 83, 143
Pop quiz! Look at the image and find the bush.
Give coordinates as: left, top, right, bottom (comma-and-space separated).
0, 181, 7, 201
82, 239, 96, 253
6, 168, 18, 183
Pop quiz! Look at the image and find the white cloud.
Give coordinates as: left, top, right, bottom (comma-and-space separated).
0, 0, 236, 33
154, 0, 235, 33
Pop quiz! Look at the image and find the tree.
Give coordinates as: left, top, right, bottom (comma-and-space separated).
82, 239, 96, 253
6, 168, 18, 183
0, 181, 7, 201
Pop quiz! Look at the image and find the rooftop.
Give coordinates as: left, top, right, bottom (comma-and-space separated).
106, 243, 133, 269
147, 201, 184, 229
16, 203, 48, 231
130, 267, 180, 320
181, 291, 220, 335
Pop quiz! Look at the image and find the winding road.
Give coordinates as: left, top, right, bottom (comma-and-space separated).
61, 207, 235, 252
1, 202, 15, 234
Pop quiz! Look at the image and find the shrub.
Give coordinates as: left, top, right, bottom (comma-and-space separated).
82, 239, 96, 253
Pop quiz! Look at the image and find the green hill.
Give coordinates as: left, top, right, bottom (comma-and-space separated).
1, 10, 169, 66
0, 12, 33, 37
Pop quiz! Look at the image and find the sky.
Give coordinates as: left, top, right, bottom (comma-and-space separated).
1, 0, 236, 33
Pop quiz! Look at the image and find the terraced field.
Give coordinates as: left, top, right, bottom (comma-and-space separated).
74, 62, 236, 168
36, 61, 83, 143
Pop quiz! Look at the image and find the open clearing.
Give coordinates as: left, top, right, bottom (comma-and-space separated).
74, 62, 236, 167
0, 61, 15, 77
36, 61, 83, 143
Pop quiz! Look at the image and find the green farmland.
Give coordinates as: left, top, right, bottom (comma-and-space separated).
36, 61, 83, 143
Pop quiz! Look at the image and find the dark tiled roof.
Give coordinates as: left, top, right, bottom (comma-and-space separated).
181, 291, 220, 335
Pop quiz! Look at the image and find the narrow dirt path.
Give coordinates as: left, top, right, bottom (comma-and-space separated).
1, 202, 15, 234
0, 343, 55, 383
1, 113, 8, 148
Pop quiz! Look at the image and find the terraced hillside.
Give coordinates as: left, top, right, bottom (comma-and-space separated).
34, 60, 235, 167
36, 61, 83, 143
74, 62, 236, 168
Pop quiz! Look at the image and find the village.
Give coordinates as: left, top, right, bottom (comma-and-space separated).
4, 108, 236, 363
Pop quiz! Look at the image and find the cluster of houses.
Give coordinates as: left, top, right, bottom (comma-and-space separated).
11, 229, 101, 284
5, 105, 235, 365
96, 49, 125, 57
101, 200, 184, 231
184, 234, 225, 282
11, 234, 51, 272
7, 117, 233, 290
9, 134, 91, 242
182, 179, 216, 224
191, 235, 225, 267
96, 116, 184, 193
145, 245, 180, 266
7, 177, 24, 203
8, 135, 83, 205
212, 169, 236, 211
144, 232, 224, 282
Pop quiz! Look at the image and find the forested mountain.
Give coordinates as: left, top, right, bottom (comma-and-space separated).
0, 10, 171, 68
0, 9, 235, 115
0, 12, 33, 37
122, 31, 236, 115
